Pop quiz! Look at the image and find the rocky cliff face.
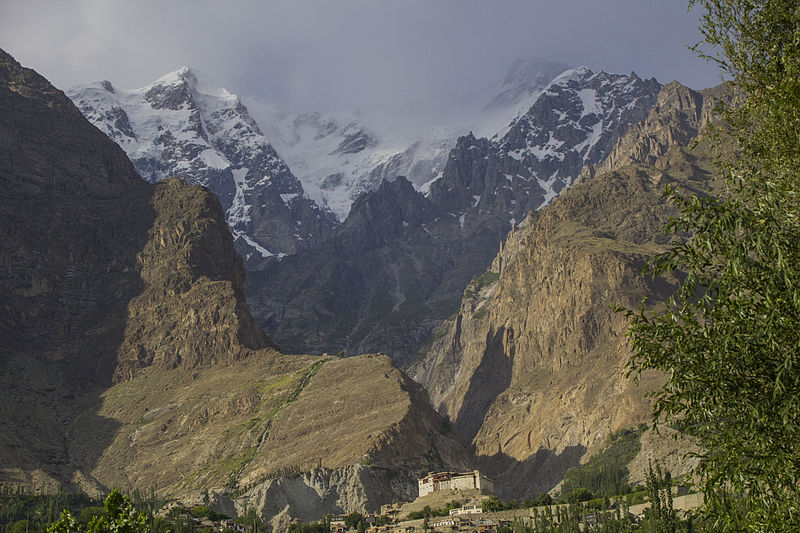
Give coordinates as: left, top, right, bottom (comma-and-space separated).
113, 177, 273, 382
0, 51, 470, 528
0, 48, 156, 485
409, 81, 716, 498
67, 70, 337, 262
247, 176, 469, 363
248, 68, 661, 364
428, 68, 660, 220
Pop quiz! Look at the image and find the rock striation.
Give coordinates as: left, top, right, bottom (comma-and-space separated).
409, 81, 718, 498
113, 177, 273, 382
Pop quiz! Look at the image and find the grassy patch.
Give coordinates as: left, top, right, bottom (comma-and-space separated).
222, 416, 263, 439
255, 373, 301, 397
214, 359, 329, 490
473, 270, 500, 289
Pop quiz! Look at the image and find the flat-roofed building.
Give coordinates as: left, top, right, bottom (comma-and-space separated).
449, 502, 483, 516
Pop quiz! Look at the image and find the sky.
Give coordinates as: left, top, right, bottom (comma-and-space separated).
1, 0, 722, 121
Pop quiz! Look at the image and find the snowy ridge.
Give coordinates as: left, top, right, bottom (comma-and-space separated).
497, 66, 661, 207
428, 67, 661, 233
243, 57, 571, 221
69, 58, 571, 230
68, 60, 656, 265
68, 68, 336, 259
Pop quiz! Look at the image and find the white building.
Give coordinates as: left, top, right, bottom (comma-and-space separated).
418, 470, 494, 497
449, 502, 483, 516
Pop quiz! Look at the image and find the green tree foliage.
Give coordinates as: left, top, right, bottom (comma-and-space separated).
343, 512, 363, 530
559, 426, 645, 501
642, 463, 678, 533
560, 488, 593, 505
532, 493, 553, 507
0, 486, 98, 532
373, 515, 391, 526
9, 521, 32, 533
234, 507, 264, 533
625, 1, 800, 530
47, 490, 149, 533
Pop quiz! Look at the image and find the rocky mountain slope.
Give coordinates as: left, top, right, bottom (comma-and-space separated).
248, 68, 662, 363
67, 69, 337, 262
408, 80, 721, 498
0, 50, 470, 529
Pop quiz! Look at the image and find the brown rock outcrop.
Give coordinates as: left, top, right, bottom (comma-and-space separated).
114, 177, 271, 381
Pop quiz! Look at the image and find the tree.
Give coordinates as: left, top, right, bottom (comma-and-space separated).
625, 1, 800, 530
47, 490, 150, 533
643, 463, 677, 533
344, 512, 363, 530
10, 520, 32, 533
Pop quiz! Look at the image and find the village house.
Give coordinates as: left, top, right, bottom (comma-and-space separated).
429, 516, 476, 531
474, 519, 498, 533
329, 515, 348, 533
418, 470, 494, 497
429, 516, 457, 529
367, 524, 395, 533
449, 502, 483, 516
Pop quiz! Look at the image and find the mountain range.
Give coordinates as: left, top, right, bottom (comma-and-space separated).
409, 79, 722, 497
0, 47, 723, 529
246, 66, 662, 363
0, 50, 468, 531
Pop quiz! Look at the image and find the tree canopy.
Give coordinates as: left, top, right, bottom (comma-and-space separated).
626, 1, 799, 530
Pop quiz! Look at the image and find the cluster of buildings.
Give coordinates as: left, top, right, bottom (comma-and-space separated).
423, 517, 510, 532
329, 516, 509, 533
309, 469, 704, 533
327, 470, 497, 532
330, 471, 501, 532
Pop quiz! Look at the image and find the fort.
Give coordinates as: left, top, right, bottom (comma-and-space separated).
417, 470, 494, 497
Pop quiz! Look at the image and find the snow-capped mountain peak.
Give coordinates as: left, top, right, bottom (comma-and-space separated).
428, 66, 661, 223
68, 58, 658, 267
242, 57, 574, 221
145, 65, 195, 89
68, 70, 336, 262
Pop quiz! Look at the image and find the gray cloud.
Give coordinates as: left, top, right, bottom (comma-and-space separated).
2, 0, 720, 118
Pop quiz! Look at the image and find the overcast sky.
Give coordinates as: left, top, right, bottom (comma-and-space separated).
2, 0, 721, 119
